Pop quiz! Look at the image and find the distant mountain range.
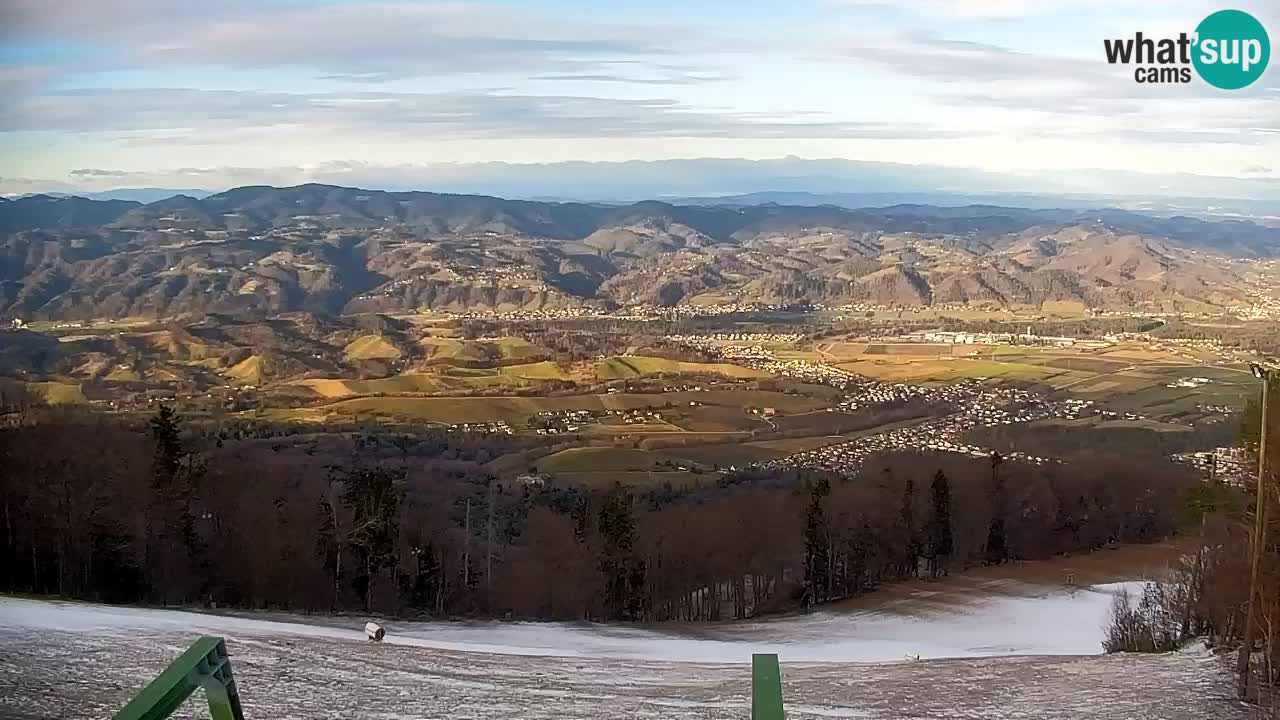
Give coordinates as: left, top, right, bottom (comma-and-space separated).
1, 183, 1277, 321
11, 158, 1277, 219
8, 189, 215, 203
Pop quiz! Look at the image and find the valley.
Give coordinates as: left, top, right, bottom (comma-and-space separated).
1, 184, 1275, 719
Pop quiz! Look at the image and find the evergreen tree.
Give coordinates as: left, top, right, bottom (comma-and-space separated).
316, 495, 341, 609
984, 452, 1009, 565
597, 493, 645, 620
926, 469, 953, 578
803, 477, 831, 605
150, 405, 182, 485
339, 466, 404, 612
898, 476, 920, 578
571, 495, 591, 544
146, 405, 196, 604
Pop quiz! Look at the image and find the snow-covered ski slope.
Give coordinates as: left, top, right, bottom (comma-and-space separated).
0, 582, 1248, 719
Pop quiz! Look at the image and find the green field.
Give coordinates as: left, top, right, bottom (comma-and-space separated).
835, 357, 1089, 386
224, 356, 264, 384
492, 337, 547, 362
300, 374, 446, 398
275, 388, 829, 425
667, 405, 769, 432
343, 335, 401, 361
657, 444, 781, 467
27, 381, 87, 405
444, 361, 572, 387
864, 344, 953, 356
594, 356, 768, 380
536, 447, 684, 473
547, 470, 710, 488
419, 336, 548, 365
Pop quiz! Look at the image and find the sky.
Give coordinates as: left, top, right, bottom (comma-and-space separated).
0, 0, 1277, 197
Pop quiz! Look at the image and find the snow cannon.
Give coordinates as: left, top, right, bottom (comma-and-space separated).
365, 622, 386, 642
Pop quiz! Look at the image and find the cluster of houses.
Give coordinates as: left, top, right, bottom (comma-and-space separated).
528, 407, 669, 434
668, 332, 802, 347
1173, 447, 1252, 487
759, 384, 1094, 472
445, 421, 514, 434
354, 262, 550, 303
758, 359, 859, 388
898, 329, 1105, 348
529, 409, 594, 433
623, 302, 812, 321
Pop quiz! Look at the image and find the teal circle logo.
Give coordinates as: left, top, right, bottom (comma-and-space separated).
1192, 10, 1270, 90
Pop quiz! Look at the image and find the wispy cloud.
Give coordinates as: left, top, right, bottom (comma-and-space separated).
2, 0, 1276, 190
1, 87, 969, 142
0, 1, 710, 81
836, 30, 1280, 144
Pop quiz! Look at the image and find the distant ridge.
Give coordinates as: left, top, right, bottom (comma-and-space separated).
2, 182, 1277, 321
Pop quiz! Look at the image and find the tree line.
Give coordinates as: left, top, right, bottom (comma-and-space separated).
1, 407, 1195, 621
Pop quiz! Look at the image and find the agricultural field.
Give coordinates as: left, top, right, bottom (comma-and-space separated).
594, 356, 768, 380
269, 388, 831, 426
546, 470, 709, 488
224, 356, 265, 384
833, 356, 1090, 387
531, 447, 715, 487
664, 404, 770, 433
343, 334, 402, 361
535, 447, 676, 472
298, 374, 447, 398
292, 355, 774, 400
26, 381, 87, 405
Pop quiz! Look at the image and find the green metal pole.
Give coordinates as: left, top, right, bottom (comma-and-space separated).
114, 636, 246, 720
752, 653, 785, 720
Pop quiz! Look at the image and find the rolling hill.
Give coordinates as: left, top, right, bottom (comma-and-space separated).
1, 184, 1277, 321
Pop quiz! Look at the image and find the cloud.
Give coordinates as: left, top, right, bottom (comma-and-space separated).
0, 1, 712, 81
1, 87, 970, 142
1242, 164, 1274, 174
0, 0, 254, 38
529, 70, 734, 86
0, 65, 60, 97
835, 30, 1279, 144
830, 0, 1142, 20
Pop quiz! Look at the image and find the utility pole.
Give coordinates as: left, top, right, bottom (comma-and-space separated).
1239, 363, 1274, 700
486, 477, 495, 608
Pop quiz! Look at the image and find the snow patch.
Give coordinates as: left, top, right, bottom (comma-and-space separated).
0, 582, 1132, 664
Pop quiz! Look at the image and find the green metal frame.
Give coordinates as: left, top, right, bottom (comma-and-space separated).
111, 636, 775, 719
752, 653, 785, 719
114, 636, 246, 720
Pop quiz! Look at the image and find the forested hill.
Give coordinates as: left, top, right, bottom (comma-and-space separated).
3, 184, 1278, 253
3, 184, 1278, 321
